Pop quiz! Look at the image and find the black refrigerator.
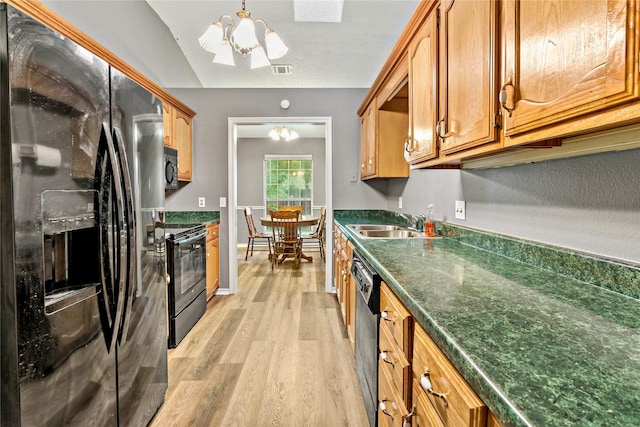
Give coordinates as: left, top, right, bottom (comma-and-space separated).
0, 4, 168, 426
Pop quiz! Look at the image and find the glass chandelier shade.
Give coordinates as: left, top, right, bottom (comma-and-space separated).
199, 0, 288, 68
269, 126, 299, 141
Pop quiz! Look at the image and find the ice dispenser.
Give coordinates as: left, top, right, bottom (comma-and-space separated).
42, 190, 101, 313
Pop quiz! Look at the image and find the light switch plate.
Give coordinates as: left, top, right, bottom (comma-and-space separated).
455, 200, 466, 220
219, 197, 227, 208
398, 197, 403, 209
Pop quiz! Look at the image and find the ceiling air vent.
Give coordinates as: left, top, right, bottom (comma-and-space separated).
271, 64, 293, 75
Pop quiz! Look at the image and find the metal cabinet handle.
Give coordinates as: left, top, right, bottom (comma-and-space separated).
381, 309, 396, 324
380, 350, 395, 367
435, 119, 446, 139
499, 79, 515, 117
379, 400, 396, 417
420, 373, 449, 407
404, 138, 414, 153
402, 406, 416, 427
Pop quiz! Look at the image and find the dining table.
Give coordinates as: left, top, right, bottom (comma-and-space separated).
259, 215, 319, 262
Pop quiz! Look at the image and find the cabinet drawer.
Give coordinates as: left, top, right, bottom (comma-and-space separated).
380, 282, 413, 355
411, 377, 445, 427
413, 324, 487, 426
206, 223, 219, 242
378, 359, 409, 427
379, 319, 411, 404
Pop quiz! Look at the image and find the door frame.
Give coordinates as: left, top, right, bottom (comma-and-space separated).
227, 116, 333, 295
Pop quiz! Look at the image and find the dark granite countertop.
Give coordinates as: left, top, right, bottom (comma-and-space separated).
334, 210, 640, 427
164, 210, 219, 228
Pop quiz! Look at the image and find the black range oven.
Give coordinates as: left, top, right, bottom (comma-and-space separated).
351, 249, 381, 427
166, 224, 208, 348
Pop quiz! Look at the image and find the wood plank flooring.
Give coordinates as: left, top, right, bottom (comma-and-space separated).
149, 248, 369, 427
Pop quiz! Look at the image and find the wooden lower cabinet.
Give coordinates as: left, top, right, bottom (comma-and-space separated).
345, 241, 356, 350
379, 358, 410, 427
380, 282, 413, 404
411, 377, 445, 427
205, 223, 219, 300
379, 282, 504, 427
413, 323, 487, 426
333, 240, 504, 426
333, 223, 355, 352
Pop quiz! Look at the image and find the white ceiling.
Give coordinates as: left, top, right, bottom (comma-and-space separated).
41, 0, 420, 89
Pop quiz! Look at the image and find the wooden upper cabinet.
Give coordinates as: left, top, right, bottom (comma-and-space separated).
501, 0, 639, 141
162, 103, 175, 148
405, 10, 439, 165
360, 56, 410, 181
439, 0, 499, 155
163, 103, 193, 182
360, 102, 377, 179
174, 108, 193, 182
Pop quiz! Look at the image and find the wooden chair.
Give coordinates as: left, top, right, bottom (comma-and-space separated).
302, 207, 326, 261
269, 209, 302, 269
278, 205, 304, 214
243, 207, 272, 261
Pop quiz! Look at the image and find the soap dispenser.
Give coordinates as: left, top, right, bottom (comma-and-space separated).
424, 204, 435, 237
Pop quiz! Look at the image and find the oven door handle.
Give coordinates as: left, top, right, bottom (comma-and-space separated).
175, 230, 208, 246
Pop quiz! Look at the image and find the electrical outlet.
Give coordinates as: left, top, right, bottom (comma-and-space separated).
398, 197, 403, 209
455, 200, 466, 220
198, 197, 205, 208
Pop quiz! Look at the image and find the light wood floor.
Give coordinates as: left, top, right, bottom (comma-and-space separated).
149, 247, 369, 427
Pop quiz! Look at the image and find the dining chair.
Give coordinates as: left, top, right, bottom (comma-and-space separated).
269, 209, 302, 269
301, 207, 326, 261
243, 207, 272, 261
278, 205, 304, 214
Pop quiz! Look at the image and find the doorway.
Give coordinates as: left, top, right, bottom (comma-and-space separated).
227, 117, 334, 295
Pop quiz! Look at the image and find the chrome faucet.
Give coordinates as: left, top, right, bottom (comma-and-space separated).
417, 214, 427, 232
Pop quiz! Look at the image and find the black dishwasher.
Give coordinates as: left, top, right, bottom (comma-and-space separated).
350, 249, 381, 427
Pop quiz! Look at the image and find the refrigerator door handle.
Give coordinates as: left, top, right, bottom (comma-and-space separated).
112, 127, 136, 345
96, 123, 128, 353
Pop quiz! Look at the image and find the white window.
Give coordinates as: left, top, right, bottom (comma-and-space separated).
264, 155, 313, 217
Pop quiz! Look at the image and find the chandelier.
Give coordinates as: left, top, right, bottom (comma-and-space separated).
269, 126, 299, 141
198, 0, 288, 69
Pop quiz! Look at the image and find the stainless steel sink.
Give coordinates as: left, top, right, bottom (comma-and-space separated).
348, 224, 407, 231
347, 224, 423, 239
357, 229, 424, 238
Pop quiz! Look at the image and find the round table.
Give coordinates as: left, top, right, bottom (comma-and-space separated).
259, 215, 319, 262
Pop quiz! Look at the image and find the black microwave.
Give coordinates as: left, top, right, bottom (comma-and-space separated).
164, 146, 178, 190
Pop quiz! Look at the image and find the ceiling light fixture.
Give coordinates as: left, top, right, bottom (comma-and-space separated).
269, 125, 299, 141
199, 0, 288, 69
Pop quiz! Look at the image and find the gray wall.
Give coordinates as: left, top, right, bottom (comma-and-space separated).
387, 148, 640, 263
164, 88, 374, 290
237, 136, 326, 243
166, 88, 640, 291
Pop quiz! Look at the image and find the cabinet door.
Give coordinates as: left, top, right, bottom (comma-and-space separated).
333, 226, 345, 311
360, 103, 376, 179
501, 0, 639, 138
174, 109, 193, 181
405, 10, 439, 164
162, 104, 174, 147
413, 324, 487, 426
206, 224, 219, 300
439, 0, 499, 154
